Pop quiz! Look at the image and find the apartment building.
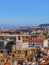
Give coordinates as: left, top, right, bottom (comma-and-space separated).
22, 38, 48, 50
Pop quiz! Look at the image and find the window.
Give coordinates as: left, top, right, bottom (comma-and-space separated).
18, 36, 20, 40
28, 42, 34, 47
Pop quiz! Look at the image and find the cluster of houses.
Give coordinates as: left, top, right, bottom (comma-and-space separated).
0, 33, 49, 51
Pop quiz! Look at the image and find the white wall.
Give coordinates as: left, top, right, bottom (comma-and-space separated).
43, 39, 48, 47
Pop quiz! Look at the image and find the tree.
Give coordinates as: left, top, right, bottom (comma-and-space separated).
43, 32, 48, 38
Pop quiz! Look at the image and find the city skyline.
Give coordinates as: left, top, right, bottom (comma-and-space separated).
0, 0, 49, 28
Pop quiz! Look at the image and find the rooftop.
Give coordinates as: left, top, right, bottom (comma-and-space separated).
23, 38, 46, 42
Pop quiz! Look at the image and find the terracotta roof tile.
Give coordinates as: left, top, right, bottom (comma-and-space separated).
23, 38, 46, 42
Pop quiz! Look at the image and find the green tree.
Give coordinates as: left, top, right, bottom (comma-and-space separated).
43, 32, 48, 38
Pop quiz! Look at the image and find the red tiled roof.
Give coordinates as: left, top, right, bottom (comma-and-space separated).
0, 56, 5, 60
31, 47, 41, 50
23, 38, 46, 42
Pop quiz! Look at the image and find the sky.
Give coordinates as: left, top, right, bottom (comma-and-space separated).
0, 0, 49, 28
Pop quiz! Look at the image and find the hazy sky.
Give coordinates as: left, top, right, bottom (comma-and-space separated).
0, 0, 49, 27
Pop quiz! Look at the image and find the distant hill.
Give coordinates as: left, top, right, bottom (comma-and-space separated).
39, 24, 49, 27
